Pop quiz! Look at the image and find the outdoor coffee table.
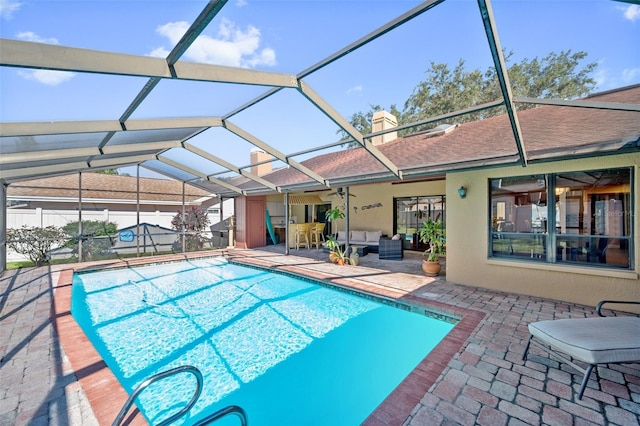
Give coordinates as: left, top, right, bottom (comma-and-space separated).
350, 245, 368, 257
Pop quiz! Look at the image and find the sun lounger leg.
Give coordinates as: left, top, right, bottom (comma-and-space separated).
522, 335, 533, 361
578, 364, 595, 400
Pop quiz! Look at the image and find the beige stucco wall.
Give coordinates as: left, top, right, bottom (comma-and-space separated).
267, 181, 446, 237
446, 153, 640, 309
321, 180, 446, 237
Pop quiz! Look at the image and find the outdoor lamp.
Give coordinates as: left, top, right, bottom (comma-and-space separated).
458, 186, 467, 198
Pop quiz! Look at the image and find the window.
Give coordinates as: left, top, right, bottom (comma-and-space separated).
490, 168, 632, 269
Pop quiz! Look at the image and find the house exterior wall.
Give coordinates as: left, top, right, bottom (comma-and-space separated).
446, 153, 640, 308
324, 180, 446, 237
234, 196, 266, 249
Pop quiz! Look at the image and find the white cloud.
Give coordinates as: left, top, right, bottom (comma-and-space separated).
16, 32, 76, 85
621, 4, 640, 21
151, 18, 276, 68
235, 0, 247, 7
148, 46, 170, 58
346, 85, 363, 95
16, 31, 59, 44
0, 0, 21, 19
622, 67, 640, 83
17, 69, 75, 85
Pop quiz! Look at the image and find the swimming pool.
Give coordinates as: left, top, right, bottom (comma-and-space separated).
72, 257, 456, 425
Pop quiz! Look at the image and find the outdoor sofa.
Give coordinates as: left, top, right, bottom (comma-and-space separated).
335, 230, 384, 253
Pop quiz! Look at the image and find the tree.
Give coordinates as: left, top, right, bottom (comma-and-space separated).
63, 220, 118, 261
403, 49, 597, 128
6, 226, 68, 266
171, 206, 211, 252
402, 59, 493, 128
95, 168, 120, 175
345, 49, 597, 135
94, 169, 130, 176
337, 104, 403, 148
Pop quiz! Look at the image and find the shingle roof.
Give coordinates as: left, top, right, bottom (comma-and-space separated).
7, 173, 213, 204
244, 84, 640, 193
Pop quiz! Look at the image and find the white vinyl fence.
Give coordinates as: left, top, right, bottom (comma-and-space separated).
6, 207, 232, 262
7, 208, 176, 230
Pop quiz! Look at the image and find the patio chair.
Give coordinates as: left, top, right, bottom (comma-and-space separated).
378, 236, 403, 260
522, 300, 640, 400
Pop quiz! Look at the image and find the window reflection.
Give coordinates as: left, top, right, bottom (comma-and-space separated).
394, 195, 445, 251
490, 168, 632, 269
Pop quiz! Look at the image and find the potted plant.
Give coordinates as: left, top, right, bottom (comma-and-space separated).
325, 206, 345, 222
325, 235, 350, 265
418, 218, 446, 276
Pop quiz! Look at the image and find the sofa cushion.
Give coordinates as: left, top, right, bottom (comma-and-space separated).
351, 230, 366, 241
336, 231, 347, 241
366, 230, 382, 242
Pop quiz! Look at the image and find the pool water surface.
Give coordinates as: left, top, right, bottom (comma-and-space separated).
72, 258, 456, 425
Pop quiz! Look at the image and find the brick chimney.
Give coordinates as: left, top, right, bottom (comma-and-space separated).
250, 148, 272, 176
371, 110, 398, 146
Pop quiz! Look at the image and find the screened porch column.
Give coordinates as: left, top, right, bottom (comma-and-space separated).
136, 165, 140, 257
0, 184, 6, 272
344, 187, 350, 254
181, 182, 186, 253
285, 192, 290, 255
78, 172, 83, 263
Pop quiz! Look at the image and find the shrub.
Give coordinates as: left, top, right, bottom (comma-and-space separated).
62, 220, 118, 261
171, 206, 210, 251
6, 225, 68, 266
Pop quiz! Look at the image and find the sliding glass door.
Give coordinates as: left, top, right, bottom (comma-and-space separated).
394, 195, 446, 251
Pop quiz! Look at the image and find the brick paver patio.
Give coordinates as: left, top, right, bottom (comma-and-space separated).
1, 248, 638, 425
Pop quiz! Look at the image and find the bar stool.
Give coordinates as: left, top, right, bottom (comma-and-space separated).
295, 223, 310, 249
310, 223, 325, 249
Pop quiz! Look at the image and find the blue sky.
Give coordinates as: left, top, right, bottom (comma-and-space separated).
1, 0, 639, 175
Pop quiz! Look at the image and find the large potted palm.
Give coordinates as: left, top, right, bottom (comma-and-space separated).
324, 206, 349, 264
418, 218, 446, 276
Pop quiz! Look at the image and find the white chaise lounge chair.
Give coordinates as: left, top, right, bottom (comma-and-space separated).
522, 300, 640, 400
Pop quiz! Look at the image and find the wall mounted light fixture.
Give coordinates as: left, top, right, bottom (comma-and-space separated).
458, 186, 467, 198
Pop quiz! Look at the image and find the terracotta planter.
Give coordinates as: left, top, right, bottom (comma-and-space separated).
329, 252, 338, 263
422, 259, 441, 276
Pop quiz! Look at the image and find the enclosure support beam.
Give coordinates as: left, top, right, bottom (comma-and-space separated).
223, 120, 329, 187
298, 81, 402, 179
183, 142, 279, 191
136, 165, 141, 258
0, 184, 6, 272
78, 173, 83, 263
182, 183, 186, 254
345, 187, 350, 256
477, 0, 528, 166
285, 192, 290, 256
158, 156, 247, 195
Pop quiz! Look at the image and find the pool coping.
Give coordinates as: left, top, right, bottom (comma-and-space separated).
52, 251, 484, 425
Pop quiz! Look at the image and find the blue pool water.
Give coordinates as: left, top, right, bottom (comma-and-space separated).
72, 258, 456, 425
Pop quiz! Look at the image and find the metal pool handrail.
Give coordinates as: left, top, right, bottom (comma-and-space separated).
192, 405, 248, 426
112, 365, 203, 426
